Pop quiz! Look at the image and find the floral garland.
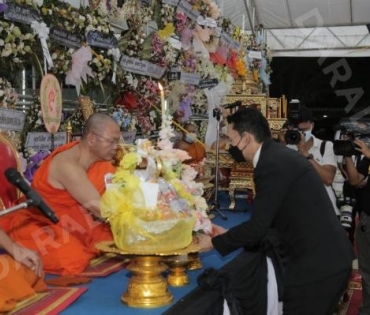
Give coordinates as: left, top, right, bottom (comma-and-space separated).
40, 0, 115, 89
0, 0, 271, 138
0, 77, 21, 148
0, 77, 19, 108
0, 20, 35, 71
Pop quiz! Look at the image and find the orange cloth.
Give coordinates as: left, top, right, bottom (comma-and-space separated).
184, 142, 206, 165
0, 254, 47, 312
7, 142, 115, 275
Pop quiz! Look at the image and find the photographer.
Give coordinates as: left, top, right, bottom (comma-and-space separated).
343, 138, 370, 315
336, 130, 368, 243
282, 105, 340, 216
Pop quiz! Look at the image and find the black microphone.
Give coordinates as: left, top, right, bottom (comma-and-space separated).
222, 101, 242, 109
5, 168, 59, 224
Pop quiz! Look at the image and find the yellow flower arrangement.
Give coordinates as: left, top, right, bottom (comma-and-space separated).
100, 121, 211, 252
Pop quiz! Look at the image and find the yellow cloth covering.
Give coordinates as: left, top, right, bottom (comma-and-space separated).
6, 142, 115, 275
0, 254, 47, 312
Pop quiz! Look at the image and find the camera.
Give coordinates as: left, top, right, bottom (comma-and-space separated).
333, 130, 370, 156
285, 129, 301, 145
284, 100, 302, 145
337, 196, 355, 229
333, 138, 360, 156
333, 119, 370, 156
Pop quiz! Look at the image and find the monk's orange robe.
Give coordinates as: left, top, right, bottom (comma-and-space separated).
184, 142, 206, 165
7, 142, 115, 275
0, 254, 47, 312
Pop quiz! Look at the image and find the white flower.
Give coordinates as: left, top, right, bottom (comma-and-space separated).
1, 47, 12, 57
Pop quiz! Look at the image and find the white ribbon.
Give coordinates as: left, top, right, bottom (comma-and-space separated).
110, 48, 121, 84
65, 46, 94, 96
204, 82, 231, 147
197, 16, 217, 28
31, 21, 54, 74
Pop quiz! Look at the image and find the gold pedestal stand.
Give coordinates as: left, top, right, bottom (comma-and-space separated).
124, 255, 172, 307
165, 258, 190, 287
96, 241, 200, 308
187, 252, 203, 270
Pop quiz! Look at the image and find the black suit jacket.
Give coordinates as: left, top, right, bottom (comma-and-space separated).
213, 139, 353, 287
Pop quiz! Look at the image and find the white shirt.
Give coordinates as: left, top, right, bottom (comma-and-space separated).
309, 136, 340, 215
288, 136, 340, 215
253, 145, 262, 168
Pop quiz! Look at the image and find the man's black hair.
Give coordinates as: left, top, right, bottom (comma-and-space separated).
227, 107, 271, 143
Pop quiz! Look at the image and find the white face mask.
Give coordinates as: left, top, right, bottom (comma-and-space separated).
304, 129, 312, 142
185, 133, 197, 143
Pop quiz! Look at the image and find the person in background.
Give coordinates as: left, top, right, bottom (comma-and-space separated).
6, 113, 121, 275
343, 139, 370, 315
338, 153, 367, 243
174, 122, 206, 173
0, 228, 46, 312
281, 106, 340, 217
198, 107, 353, 314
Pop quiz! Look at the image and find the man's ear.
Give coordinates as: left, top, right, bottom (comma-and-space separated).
86, 133, 95, 144
241, 132, 250, 144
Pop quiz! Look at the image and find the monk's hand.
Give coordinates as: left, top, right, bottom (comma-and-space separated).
196, 233, 214, 252
11, 243, 44, 277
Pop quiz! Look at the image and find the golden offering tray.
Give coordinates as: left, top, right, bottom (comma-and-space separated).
96, 241, 200, 308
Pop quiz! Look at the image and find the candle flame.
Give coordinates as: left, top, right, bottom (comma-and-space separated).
158, 83, 163, 91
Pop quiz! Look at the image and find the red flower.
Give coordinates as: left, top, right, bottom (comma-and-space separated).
115, 92, 138, 110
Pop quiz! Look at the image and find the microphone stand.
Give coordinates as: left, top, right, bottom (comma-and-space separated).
209, 108, 228, 220
0, 200, 34, 217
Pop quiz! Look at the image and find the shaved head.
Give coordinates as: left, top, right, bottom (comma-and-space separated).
82, 113, 118, 139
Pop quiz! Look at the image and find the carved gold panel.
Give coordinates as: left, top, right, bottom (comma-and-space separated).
267, 98, 280, 118
225, 94, 267, 117
268, 118, 287, 139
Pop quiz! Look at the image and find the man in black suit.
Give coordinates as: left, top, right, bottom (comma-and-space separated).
198, 107, 353, 314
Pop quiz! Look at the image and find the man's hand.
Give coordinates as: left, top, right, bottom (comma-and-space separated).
296, 131, 309, 156
11, 243, 43, 277
355, 139, 370, 159
211, 224, 228, 237
196, 234, 214, 252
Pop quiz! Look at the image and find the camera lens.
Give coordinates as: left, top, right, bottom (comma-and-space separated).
340, 205, 353, 229
285, 130, 301, 145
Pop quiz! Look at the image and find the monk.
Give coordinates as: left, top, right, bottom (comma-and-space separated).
7, 113, 121, 275
174, 122, 206, 170
0, 228, 46, 312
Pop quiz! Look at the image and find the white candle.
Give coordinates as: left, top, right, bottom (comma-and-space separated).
158, 83, 165, 118
242, 14, 245, 33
